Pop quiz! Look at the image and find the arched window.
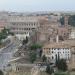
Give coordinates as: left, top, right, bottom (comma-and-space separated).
52, 56, 54, 59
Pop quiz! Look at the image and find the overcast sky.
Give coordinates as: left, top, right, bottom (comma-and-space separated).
0, 0, 75, 12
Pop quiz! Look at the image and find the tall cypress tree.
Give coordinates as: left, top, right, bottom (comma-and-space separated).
46, 64, 54, 74
55, 52, 60, 66
55, 54, 58, 66
0, 70, 4, 75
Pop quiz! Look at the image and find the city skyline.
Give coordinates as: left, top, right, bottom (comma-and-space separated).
0, 0, 75, 12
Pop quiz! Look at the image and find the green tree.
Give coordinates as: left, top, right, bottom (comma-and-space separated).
55, 54, 58, 66
0, 41, 2, 45
22, 36, 28, 45
68, 15, 75, 27
42, 55, 47, 62
39, 49, 42, 57
0, 32, 7, 41
2, 28, 8, 34
0, 70, 4, 75
0, 28, 14, 45
55, 53, 60, 66
57, 59, 68, 71
46, 64, 54, 75
30, 43, 42, 50
59, 17, 65, 25
0, 28, 10, 40
25, 36, 28, 44
22, 39, 26, 45
29, 52, 37, 63
2, 28, 14, 36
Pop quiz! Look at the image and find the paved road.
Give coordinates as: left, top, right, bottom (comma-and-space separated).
0, 38, 20, 70
1, 43, 16, 53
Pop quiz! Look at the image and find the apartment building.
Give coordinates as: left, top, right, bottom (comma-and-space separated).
42, 42, 71, 63
42, 39, 75, 70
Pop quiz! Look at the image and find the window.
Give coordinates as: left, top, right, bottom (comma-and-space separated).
52, 51, 53, 53
49, 48, 50, 50
34, 23, 35, 25
27, 28, 28, 30
24, 28, 26, 30
58, 48, 59, 50
29, 28, 30, 30
29, 23, 30, 26
49, 51, 51, 53
17, 67, 20, 71
54, 49, 55, 50
52, 56, 54, 59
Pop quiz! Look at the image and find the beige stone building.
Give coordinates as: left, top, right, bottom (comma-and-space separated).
8, 15, 41, 35
42, 42, 71, 63
31, 15, 71, 44
65, 40, 75, 70
42, 39, 75, 70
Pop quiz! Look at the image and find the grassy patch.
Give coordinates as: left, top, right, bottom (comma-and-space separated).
9, 71, 31, 75
54, 71, 69, 75
39, 71, 49, 75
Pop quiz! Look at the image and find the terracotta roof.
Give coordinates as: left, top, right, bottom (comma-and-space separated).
43, 43, 69, 49
43, 39, 75, 49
